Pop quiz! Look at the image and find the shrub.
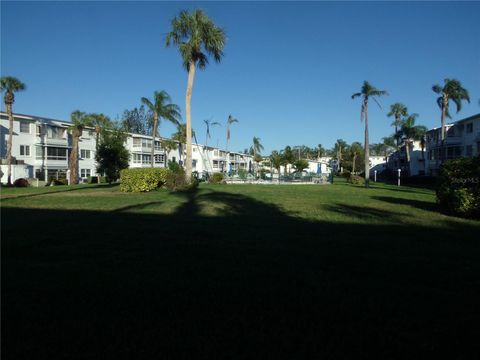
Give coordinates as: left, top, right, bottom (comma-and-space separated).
53, 178, 68, 186
209, 172, 225, 184
237, 168, 247, 180
168, 160, 183, 174
348, 174, 364, 185
436, 156, 480, 218
120, 168, 171, 192
13, 178, 29, 187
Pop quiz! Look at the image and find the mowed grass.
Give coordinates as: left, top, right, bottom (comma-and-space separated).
2, 179, 479, 359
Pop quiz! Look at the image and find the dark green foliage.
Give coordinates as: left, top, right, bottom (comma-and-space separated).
120, 105, 152, 135
13, 178, 28, 187
209, 172, 225, 184
168, 160, 183, 173
95, 129, 130, 183
436, 156, 480, 218
120, 168, 171, 192
53, 178, 68, 186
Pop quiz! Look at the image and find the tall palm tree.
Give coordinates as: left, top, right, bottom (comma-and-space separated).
398, 113, 427, 173
1, 76, 26, 185
141, 90, 181, 168
68, 111, 91, 185
166, 9, 226, 181
172, 123, 196, 164
226, 115, 239, 151
203, 117, 220, 148
352, 81, 388, 187
432, 79, 470, 162
387, 103, 408, 147
252, 136, 264, 174
87, 113, 112, 179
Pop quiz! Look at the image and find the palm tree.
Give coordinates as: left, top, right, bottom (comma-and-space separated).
172, 123, 196, 164
381, 135, 396, 159
141, 91, 181, 168
203, 118, 220, 148
333, 139, 348, 173
317, 144, 325, 159
226, 115, 239, 151
269, 151, 282, 181
432, 79, 470, 162
87, 113, 112, 179
252, 136, 264, 175
161, 139, 178, 168
352, 81, 388, 187
68, 111, 91, 185
166, 9, 226, 181
281, 146, 294, 175
387, 103, 408, 147
1, 76, 26, 185
350, 142, 363, 174
398, 113, 427, 174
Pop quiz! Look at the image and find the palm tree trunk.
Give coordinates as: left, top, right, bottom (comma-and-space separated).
405, 140, 411, 175
5, 102, 14, 185
69, 134, 79, 185
364, 100, 370, 187
185, 60, 196, 181
440, 95, 447, 164
151, 114, 158, 168
352, 154, 356, 174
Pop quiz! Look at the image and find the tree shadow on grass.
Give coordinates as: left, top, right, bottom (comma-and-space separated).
372, 196, 438, 212
2, 188, 480, 360
324, 203, 410, 222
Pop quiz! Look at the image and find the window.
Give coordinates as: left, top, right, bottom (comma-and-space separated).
36, 125, 42, 136
213, 160, 219, 169
133, 138, 141, 147
192, 159, 197, 168
46, 147, 67, 160
36, 146, 44, 159
20, 121, 30, 133
132, 154, 142, 163
154, 154, 165, 163
80, 149, 91, 159
466, 145, 473, 157
155, 141, 161, 150
142, 154, 151, 164
47, 126, 65, 139
80, 169, 91, 178
171, 156, 176, 163
466, 123, 473, 133
19, 145, 30, 156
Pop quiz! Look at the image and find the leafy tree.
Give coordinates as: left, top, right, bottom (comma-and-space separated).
352, 81, 388, 187
398, 113, 427, 171
432, 79, 470, 161
166, 9, 226, 181
293, 159, 309, 173
121, 105, 152, 135
226, 115, 239, 151
141, 90, 181, 168
95, 127, 130, 183
68, 111, 92, 185
387, 103, 408, 147
0, 76, 26, 185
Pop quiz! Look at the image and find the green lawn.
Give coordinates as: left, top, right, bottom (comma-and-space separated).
2, 180, 479, 359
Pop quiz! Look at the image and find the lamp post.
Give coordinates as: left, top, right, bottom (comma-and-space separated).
374, 170, 377, 182
397, 168, 401, 186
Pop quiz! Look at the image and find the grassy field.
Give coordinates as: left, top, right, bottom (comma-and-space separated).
2, 179, 479, 359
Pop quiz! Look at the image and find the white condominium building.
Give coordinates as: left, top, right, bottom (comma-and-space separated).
0, 112, 254, 183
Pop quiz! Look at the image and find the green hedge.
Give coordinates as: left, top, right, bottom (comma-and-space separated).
120, 168, 171, 192
436, 156, 480, 218
209, 172, 225, 184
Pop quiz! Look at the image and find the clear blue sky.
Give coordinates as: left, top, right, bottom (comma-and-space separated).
1, 1, 479, 153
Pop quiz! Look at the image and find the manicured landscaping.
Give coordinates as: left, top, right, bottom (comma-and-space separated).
2, 180, 479, 358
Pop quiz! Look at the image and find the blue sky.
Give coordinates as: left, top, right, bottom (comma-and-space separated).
1, 1, 479, 153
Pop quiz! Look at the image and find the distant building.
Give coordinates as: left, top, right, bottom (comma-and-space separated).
425, 113, 480, 175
